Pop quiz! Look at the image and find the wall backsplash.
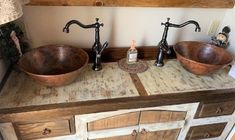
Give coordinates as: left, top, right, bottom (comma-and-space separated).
22, 6, 227, 48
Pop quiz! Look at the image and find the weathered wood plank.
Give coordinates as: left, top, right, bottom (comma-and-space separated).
137, 60, 235, 95
130, 74, 149, 96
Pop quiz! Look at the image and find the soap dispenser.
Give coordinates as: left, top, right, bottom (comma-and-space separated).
126, 40, 138, 64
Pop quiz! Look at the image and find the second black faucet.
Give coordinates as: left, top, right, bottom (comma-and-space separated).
155, 18, 201, 67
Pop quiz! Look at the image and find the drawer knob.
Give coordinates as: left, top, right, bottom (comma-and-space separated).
216, 107, 223, 114
95, 0, 104, 6
131, 129, 137, 136
42, 128, 51, 135
141, 128, 148, 134
204, 132, 211, 138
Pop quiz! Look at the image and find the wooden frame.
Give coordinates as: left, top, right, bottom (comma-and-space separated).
27, 0, 235, 8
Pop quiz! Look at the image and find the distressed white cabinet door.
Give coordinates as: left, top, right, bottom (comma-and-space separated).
75, 103, 199, 140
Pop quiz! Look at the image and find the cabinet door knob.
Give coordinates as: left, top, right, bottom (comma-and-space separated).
141, 128, 148, 134
216, 107, 223, 114
42, 128, 51, 135
95, 0, 104, 6
131, 129, 137, 136
204, 132, 211, 138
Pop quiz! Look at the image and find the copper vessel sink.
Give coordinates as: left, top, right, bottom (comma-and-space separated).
18, 45, 89, 86
173, 41, 233, 75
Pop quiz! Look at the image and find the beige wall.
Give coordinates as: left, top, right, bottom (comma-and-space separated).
221, 7, 235, 58
22, 6, 227, 48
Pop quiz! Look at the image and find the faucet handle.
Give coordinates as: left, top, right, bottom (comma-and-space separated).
161, 18, 171, 26
167, 17, 170, 22
95, 18, 104, 27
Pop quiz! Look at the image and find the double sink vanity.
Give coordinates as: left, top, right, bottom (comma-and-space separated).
0, 0, 235, 140
0, 58, 235, 140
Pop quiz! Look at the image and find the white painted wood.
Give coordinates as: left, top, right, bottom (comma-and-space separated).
88, 126, 138, 139
226, 124, 235, 140
38, 135, 79, 140
0, 123, 17, 140
139, 121, 185, 132
176, 103, 199, 140
182, 109, 235, 140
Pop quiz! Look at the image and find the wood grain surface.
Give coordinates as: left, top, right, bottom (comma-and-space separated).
139, 110, 186, 124
14, 118, 74, 140
88, 112, 140, 131
27, 0, 234, 8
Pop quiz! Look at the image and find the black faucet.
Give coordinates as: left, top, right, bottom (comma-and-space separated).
155, 18, 201, 67
63, 18, 108, 71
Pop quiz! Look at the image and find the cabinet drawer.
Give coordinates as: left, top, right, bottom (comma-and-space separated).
186, 123, 227, 140
195, 100, 235, 118
14, 118, 75, 140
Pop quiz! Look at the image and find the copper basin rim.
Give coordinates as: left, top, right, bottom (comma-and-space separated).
173, 41, 233, 75
18, 45, 89, 86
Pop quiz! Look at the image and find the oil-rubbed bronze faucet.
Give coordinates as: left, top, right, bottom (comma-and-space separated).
155, 18, 201, 67
63, 18, 108, 71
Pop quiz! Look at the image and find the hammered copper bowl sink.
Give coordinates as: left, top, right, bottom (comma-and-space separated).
173, 41, 233, 75
18, 45, 89, 87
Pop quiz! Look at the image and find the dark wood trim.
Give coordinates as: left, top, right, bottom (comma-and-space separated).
83, 46, 158, 63
130, 73, 148, 96
1, 88, 235, 123
83, 46, 175, 63
27, 0, 235, 8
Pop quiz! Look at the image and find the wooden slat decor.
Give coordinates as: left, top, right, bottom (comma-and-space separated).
139, 110, 186, 124
27, 0, 234, 8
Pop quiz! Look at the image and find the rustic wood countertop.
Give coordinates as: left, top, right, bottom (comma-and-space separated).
1, 59, 235, 122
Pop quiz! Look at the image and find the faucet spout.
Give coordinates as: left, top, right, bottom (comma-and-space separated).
63, 19, 104, 33
169, 20, 201, 32
63, 18, 108, 71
